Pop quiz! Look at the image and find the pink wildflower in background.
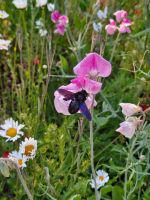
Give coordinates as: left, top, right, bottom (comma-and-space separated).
105, 19, 118, 35
120, 103, 142, 117
118, 18, 132, 33
105, 9, 133, 35
114, 10, 127, 22
51, 10, 61, 23
51, 10, 68, 36
116, 117, 142, 139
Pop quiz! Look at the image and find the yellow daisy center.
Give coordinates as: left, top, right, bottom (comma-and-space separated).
25, 145, 34, 156
6, 128, 17, 137
99, 176, 104, 181
18, 159, 23, 166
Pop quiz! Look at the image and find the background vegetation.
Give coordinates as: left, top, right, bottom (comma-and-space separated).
0, 0, 150, 199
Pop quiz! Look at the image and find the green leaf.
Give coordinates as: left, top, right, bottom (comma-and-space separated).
59, 55, 69, 72
101, 185, 112, 195
0, 161, 10, 177
112, 186, 123, 200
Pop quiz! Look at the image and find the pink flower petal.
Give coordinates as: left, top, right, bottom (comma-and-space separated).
71, 77, 102, 94
51, 10, 61, 23
54, 83, 97, 115
73, 53, 112, 78
114, 10, 127, 22
120, 103, 142, 117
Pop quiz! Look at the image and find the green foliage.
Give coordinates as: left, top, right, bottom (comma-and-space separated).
0, 0, 150, 199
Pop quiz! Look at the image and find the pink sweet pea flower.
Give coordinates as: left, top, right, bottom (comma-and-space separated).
120, 103, 142, 117
114, 10, 127, 22
73, 53, 112, 79
116, 117, 142, 139
54, 81, 97, 115
51, 10, 61, 23
118, 18, 132, 33
105, 19, 118, 35
58, 15, 69, 26
54, 24, 66, 35
71, 77, 102, 95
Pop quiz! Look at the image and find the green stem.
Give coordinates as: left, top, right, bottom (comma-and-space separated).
90, 109, 100, 200
110, 32, 120, 62
0, 158, 33, 200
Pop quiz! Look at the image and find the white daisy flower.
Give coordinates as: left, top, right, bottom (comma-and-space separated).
9, 151, 27, 169
90, 170, 109, 189
47, 3, 55, 12
0, 39, 11, 50
36, 0, 47, 7
0, 10, 9, 19
19, 137, 37, 159
0, 118, 24, 142
12, 0, 27, 9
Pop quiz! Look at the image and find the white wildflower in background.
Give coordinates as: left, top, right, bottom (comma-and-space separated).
47, 3, 55, 11
93, 22, 102, 32
12, 0, 27, 9
0, 118, 24, 142
36, 0, 47, 7
42, 64, 47, 69
97, 6, 108, 20
90, 170, 109, 189
0, 10, 9, 19
19, 137, 37, 159
35, 19, 44, 28
0, 39, 11, 50
9, 151, 27, 168
35, 19, 47, 37
39, 29, 47, 37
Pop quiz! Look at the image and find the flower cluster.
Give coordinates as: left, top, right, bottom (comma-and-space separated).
0, 118, 37, 169
51, 10, 68, 36
54, 53, 112, 119
90, 169, 109, 189
116, 103, 143, 139
105, 10, 132, 35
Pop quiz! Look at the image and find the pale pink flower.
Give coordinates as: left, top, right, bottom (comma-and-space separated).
73, 53, 112, 79
54, 24, 66, 35
116, 117, 142, 139
58, 15, 68, 26
120, 103, 142, 117
51, 10, 61, 23
105, 19, 118, 35
118, 18, 132, 33
54, 82, 97, 115
114, 10, 127, 22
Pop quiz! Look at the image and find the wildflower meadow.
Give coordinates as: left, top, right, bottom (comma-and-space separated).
0, 0, 150, 200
